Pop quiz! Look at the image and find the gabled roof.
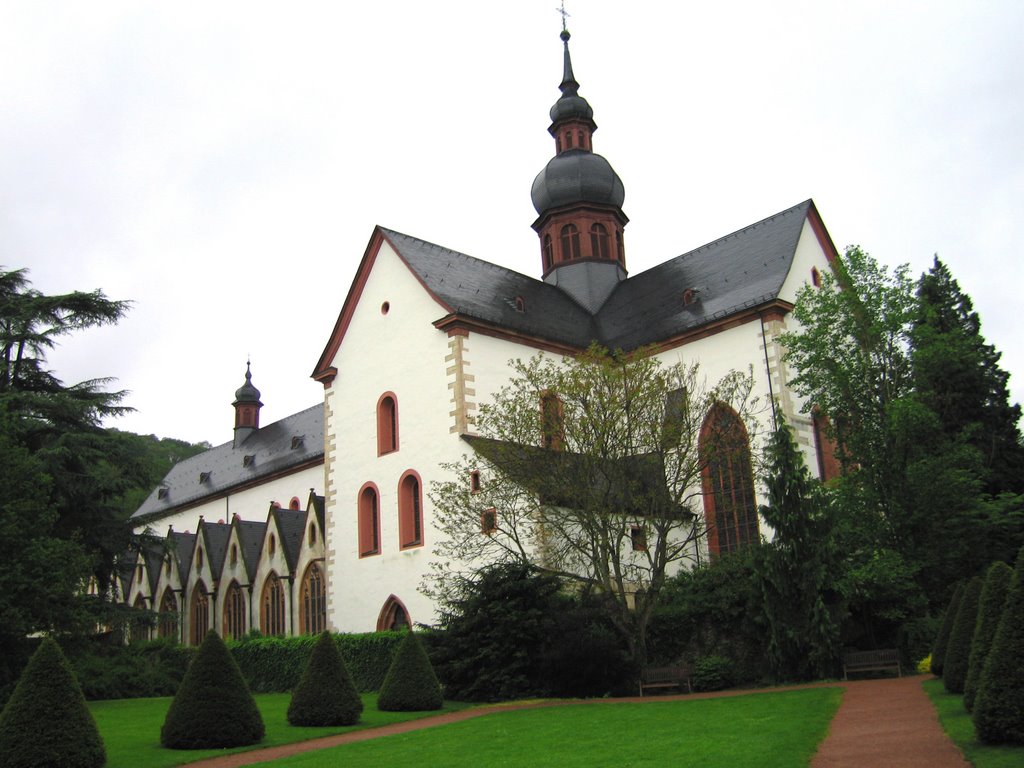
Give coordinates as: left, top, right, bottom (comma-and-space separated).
271, 507, 306, 574
235, 519, 268, 582
131, 404, 324, 523
199, 520, 231, 579
141, 543, 165, 595
169, 531, 196, 578
309, 492, 326, 536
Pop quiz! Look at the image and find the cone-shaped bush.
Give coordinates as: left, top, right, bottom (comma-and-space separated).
0, 637, 106, 768
943, 576, 983, 694
377, 631, 443, 712
965, 561, 1013, 712
287, 632, 363, 726
161, 630, 264, 749
973, 546, 1024, 744
931, 582, 965, 676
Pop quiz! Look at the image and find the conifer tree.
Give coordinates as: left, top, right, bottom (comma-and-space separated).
973, 546, 1024, 744
943, 576, 983, 694
931, 582, 964, 676
161, 630, 264, 749
756, 412, 843, 680
965, 560, 1013, 712
0, 637, 105, 768
288, 632, 363, 726
377, 631, 443, 712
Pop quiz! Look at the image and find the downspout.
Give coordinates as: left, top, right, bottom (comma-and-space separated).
760, 313, 778, 432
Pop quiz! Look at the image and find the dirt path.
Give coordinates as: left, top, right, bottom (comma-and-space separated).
182, 675, 968, 768
811, 675, 969, 767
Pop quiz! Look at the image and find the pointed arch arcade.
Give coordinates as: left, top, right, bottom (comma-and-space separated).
699, 403, 758, 557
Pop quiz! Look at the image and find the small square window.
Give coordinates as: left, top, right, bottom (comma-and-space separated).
481, 508, 497, 535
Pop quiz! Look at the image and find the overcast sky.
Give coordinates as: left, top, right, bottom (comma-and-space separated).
2, 1, 1021, 446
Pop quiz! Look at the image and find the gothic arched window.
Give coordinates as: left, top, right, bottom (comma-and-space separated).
300, 563, 327, 635
261, 573, 286, 636
158, 589, 178, 640
699, 404, 758, 557
190, 582, 210, 645
223, 580, 247, 640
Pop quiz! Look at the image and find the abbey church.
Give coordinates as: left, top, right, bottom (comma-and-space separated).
124, 28, 840, 644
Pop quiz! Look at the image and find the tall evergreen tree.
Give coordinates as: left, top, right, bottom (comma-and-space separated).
931, 582, 964, 676
756, 412, 843, 680
913, 258, 1024, 495
965, 560, 1013, 712
943, 576, 982, 694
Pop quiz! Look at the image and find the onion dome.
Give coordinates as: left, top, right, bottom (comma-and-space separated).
549, 29, 594, 126
531, 151, 625, 214
233, 362, 261, 405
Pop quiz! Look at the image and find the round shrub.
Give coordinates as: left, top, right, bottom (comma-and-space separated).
288, 632, 363, 726
973, 546, 1024, 744
161, 630, 264, 749
931, 582, 964, 676
377, 631, 443, 712
692, 655, 734, 692
943, 576, 983, 694
965, 561, 1013, 712
0, 637, 106, 768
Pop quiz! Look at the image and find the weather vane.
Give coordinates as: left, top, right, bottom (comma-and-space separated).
557, 0, 570, 32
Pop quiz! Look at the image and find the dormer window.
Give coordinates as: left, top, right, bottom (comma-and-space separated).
514, 296, 526, 313
157, 487, 169, 500
243, 454, 255, 467
682, 288, 698, 306
199, 471, 211, 484
291, 435, 304, 449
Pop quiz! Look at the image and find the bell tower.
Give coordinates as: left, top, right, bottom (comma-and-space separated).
232, 361, 263, 447
530, 26, 629, 312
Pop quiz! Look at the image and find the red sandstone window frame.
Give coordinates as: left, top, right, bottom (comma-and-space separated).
481, 507, 497, 535
261, 572, 286, 636
590, 223, 610, 259
540, 390, 565, 451
358, 482, 381, 557
398, 470, 424, 550
300, 562, 327, 635
223, 580, 246, 640
377, 392, 400, 455
190, 581, 209, 645
699, 403, 759, 558
560, 223, 581, 261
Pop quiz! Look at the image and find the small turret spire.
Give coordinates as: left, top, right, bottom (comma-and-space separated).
232, 360, 263, 446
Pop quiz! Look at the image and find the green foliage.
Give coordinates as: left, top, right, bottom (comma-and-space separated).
755, 412, 844, 680
944, 576, 983, 694
160, 630, 264, 749
973, 546, 1024, 744
917, 654, 933, 674
966, 561, 1014, 711
932, 582, 965, 676
691, 655, 734, 692
0, 637, 105, 768
228, 632, 403, 693
288, 632, 363, 727
70, 637, 194, 700
898, 615, 941, 670
377, 631, 443, 712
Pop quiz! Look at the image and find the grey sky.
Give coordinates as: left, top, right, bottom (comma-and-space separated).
2, 1, 1021, 445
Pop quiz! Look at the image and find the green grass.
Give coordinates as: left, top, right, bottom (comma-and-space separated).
89, 693, 469, 768
922, 678, 1024, 768
267, 688, 843, 768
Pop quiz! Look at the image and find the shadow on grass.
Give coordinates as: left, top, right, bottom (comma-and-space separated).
922, 678, 1024, 768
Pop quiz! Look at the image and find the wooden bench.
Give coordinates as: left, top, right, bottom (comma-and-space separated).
639, 665, 693, 696
842, 649, 901, 680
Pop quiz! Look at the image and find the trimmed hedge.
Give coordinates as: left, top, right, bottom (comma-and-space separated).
692, 655, 735, 692
288, 632, 363, 727
931, 582, 964, 676
0, 637, 106, 768
377, 631, 443, 711
973, 546, 1024, 744
161, 630, 264, 749
943, 576, 983, 694
71, 637, 194, 700
965, 561, 1013, 712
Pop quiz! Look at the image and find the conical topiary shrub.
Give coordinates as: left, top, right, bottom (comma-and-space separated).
965, 561, 1013, 712
161, 630, 264, 749
931, 582, 964, 676
943, 576, 982, 694
288, 632, 363, 726
0, 637, 106, 768
377, 631, 443, 712
973, 546, 1024, 744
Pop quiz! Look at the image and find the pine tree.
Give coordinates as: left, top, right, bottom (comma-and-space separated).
161, 631, 264, 749
287, 632, 363, 726
965, 561, 1013, 712
0, 637, 105, 768
943, 576, 982, 694
973, 545, 1024, 744
756, 412, 843, 680
377, 631, 443, 712
931, 582, 964, 676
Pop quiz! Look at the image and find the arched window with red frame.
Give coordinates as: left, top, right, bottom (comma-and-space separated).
222, 580, 246, 640
358, 483, 381, 557
560, 224, 581, 261
376, 595, 411, 631
699, 403, 758, 557
398, 471, 424, 549
261, 573, 286, 636
158, 589, 178, 640
190, 581, 210, 645
590, 223, 610, 259
377, 393, 399, 455
300, 562, 327, 635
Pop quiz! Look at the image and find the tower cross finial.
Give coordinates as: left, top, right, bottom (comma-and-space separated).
556, 0, 569, 32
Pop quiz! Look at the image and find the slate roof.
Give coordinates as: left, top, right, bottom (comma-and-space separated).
383, 199, 813, 350
200, 521, 231, 578
132, 404, 324, 522
272, 507, 307, 574
235, 519, 268, 582
169, 531, 197, 577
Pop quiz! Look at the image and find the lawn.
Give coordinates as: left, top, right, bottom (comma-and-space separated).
922, 678, 1024, 768
89, 693, 469, 768
265, 688, 843, 768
